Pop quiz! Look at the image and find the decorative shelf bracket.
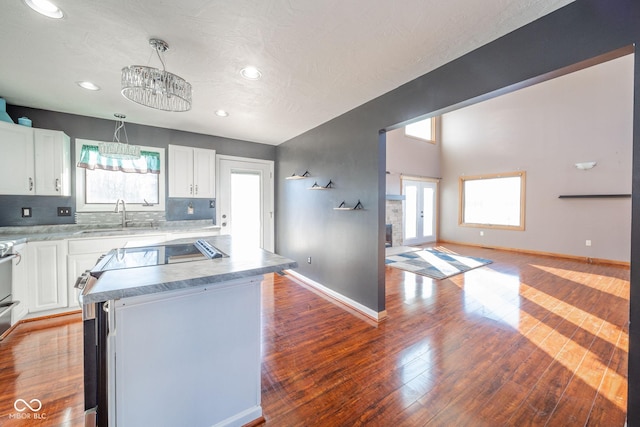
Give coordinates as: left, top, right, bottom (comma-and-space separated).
309, 180, 334, 190
334, 200, 364, 210
285, 170, 310, 180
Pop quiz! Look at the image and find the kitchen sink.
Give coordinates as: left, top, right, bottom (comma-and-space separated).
73, 227, 159, 236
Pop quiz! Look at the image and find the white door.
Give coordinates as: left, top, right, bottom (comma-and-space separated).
217, 156, 274, 252
403, 178, 437, 245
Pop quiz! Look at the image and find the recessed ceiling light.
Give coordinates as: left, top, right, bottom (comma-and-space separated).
214, 110, 229, 117
76, 81, 101, 91
240, 66, 262, 80
24, 0, 64, 19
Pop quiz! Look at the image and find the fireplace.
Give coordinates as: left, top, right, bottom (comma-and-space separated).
385, 224, 392, 247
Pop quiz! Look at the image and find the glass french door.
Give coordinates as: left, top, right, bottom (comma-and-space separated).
402, 179, 437, 245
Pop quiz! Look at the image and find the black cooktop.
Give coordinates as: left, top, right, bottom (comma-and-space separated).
92, 240, 226, 275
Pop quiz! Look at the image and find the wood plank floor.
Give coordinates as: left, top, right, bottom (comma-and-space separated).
0, 244, 629, 426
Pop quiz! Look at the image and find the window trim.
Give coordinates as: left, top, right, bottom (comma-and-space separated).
458, 171, 526, 231
75, 138, 166, 212
404, 116, 437, 144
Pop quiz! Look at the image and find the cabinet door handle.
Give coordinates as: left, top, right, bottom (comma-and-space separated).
28, 177, 33, 191
55, 178, 60, 192
195, 184, 198, 195
190, 184, 193, 195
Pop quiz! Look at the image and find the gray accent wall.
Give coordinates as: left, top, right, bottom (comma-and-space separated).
275, 0, 640, 419
1, 106, 274, 226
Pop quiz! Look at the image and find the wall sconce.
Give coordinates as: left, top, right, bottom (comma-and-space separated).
575, 161, 597, 170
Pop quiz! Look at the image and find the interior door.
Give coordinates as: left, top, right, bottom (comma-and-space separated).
217, 156, 274, 252
402, 178, 437, 245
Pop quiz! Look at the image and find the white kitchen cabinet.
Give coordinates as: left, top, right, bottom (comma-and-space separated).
0, 121, 70, 196
0, 121, 34, 195
11, 243, 28, 324
168, 145, 216, 198
27, 240, 68, 312
34, 128, 70, 196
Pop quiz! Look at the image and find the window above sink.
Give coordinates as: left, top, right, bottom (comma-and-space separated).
75, 139, 166, 212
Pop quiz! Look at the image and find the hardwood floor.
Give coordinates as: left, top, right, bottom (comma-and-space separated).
0, 244, 629, 426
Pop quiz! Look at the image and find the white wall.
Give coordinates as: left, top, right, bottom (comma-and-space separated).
385, 125, 441, 195
440, 54, 633, 262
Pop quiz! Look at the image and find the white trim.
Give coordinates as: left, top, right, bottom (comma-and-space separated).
211, 406, 262, 427
285, 270, 387, 322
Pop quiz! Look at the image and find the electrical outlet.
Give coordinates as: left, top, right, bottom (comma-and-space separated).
21, 207, 32, 218
480, 231, 484, 236
586, 240, 592, 247
307, 257, 312, 264
57, 207, 71, 216
209, 200, 215, 209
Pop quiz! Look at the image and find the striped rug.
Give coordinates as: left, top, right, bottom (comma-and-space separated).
385, 248, 492, 280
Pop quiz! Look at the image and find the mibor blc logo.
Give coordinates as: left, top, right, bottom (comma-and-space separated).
9, 398, 47, 420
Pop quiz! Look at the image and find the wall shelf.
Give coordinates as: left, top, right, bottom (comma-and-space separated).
308, 180, 334, 190
558, 194, 631, 199
334, 200, 364, 211
285, 170, 310, 180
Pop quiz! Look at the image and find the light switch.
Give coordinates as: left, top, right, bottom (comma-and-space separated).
21, 207, 32, 218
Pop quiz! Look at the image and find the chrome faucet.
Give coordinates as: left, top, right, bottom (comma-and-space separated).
114, 199, 127, 228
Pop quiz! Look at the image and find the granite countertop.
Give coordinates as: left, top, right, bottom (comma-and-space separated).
81, 235, 298, 304
0, 220, 221, 242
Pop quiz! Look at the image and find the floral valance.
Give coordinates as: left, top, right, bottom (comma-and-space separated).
77, 144, 160, 174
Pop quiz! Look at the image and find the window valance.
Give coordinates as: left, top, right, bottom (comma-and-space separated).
77, 145, 160, 174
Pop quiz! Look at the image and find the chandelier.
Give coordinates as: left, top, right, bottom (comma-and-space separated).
98, 114, 141, 159
121, 39, 192, 112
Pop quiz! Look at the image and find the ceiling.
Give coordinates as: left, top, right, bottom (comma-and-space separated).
0, 0, 574, 146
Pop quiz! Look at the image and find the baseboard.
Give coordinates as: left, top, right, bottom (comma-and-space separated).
21, 309, 82, 324
284, 270, 387, 323
437, 239, 630, 268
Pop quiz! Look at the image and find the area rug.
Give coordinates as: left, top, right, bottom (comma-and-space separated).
385, 248, 493, 280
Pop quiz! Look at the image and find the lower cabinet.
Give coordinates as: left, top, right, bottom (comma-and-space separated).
27, 240, 68, 313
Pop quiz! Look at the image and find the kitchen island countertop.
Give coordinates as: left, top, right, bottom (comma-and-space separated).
81, 235, 297, 304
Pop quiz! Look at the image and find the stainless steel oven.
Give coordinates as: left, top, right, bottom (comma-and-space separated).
0, 241, 21, 340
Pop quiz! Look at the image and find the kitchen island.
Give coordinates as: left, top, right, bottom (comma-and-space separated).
79, 235, 297, 427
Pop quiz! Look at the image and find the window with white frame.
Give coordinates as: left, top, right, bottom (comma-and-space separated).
404, 117, 436, 143
459, 171, 525, 230
75, 139, 165, 212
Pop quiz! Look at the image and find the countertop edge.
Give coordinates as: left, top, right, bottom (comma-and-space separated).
81, 261, 298, 304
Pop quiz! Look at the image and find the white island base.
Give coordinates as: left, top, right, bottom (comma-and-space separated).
107, 276, 263, 427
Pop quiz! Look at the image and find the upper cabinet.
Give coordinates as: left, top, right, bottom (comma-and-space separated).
0, 122, 34, 195
0, 121, 70, 196
168, 145, 215, 198
34, 128, 71, 196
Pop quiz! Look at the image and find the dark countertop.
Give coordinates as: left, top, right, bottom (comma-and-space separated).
80, 235, 297, 304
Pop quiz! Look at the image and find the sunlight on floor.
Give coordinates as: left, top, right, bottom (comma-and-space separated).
462, 269, 521, 329
531, 264, 629, 299
402, 274, 435, 303
514, 289, 628, 410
